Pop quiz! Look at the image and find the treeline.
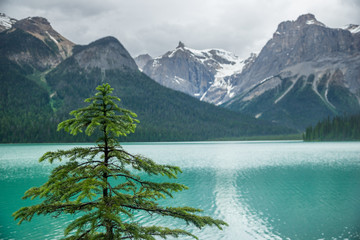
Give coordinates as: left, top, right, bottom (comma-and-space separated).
303, 113, 360, 141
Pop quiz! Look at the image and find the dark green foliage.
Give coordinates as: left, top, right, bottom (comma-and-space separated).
13, 84, 227, 239
327, 85, 360, 114
0, 57, 58, 142
303, 113, 360, 141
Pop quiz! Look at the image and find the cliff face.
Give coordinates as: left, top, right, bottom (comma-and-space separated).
230, 14, 359, 92
223, 14, 360, 130
142, 42, 247, 105
134, 54, 153, 70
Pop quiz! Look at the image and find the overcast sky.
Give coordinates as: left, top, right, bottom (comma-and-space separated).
1, 0, 360, 58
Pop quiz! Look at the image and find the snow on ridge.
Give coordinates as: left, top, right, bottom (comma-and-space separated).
46, 31, 59, 44
165, 45, 245, 78
153, 44, 246, 104
185, 46, 241, 63
168, 48, 184, 58
351, 26, 360, 34
186, 46, 245, 102
306, 19, 325, 27
152, 59, 161, 68
342, 24, 360, 34
184, 47, 207, 58
174, 76, 186, 85
0, 13, 16, 29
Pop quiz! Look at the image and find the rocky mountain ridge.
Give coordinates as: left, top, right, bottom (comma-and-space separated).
140, 41, 254, 105
138, 13, 360, 130
134, 54, 153, 70
223, 14, 360, 129
2, 12, 359, 132
13, 16, 74, 59
0, 13, 74, 71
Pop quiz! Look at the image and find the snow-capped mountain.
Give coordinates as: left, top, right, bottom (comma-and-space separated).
140, 14, 360, 130
0, 13, 17, 32
223, 14, 360, 130
141, 42, 251, 105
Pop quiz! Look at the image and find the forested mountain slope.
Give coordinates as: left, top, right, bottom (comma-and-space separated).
0, 17, 294, 143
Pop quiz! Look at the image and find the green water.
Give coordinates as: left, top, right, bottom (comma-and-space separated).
1, 141, 360, 239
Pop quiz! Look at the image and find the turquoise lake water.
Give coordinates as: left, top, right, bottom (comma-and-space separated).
0, 141, 360, 239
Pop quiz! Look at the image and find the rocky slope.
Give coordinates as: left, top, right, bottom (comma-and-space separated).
134, 54, 153, 70
13, 16, 74, 59
223, 14, 360, 130
0, 15, 74, 71
141, 42, 251, 105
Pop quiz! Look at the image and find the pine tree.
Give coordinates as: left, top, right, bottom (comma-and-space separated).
13, 83, 227, 239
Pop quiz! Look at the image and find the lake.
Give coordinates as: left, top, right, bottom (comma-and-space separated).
1, 141, 360, 239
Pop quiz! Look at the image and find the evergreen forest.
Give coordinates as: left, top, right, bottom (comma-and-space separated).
303, 113, 360, 141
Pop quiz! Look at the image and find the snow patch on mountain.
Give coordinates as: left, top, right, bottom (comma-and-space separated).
342, 24, 360, 34
142, 42, 247, 105
174, 76, 186, 84
46, 31, 59, 44
305, 19, 325, 27
0, 13, 17, 31
182, 46, 245, 104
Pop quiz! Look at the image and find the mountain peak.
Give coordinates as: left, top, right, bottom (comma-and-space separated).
177, 41, 185, 49
14, 16, 52, 33
73, 36, 138, 71
134, 54, 153, 70
88, 36, 121, 47
13, 16, 74, 59
296, 13, 316, 23
343, 24, 360, 34
295, 13, 325, 27
0, 13, 17, 32
142, 43, 246, 105
276, 13, 325, 35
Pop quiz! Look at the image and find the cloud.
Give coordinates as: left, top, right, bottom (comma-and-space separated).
1, 0, 359, 58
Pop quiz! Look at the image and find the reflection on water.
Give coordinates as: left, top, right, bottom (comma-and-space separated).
237, 165, 360, 239
214, 169, 281, 240
1, 141, 360, 239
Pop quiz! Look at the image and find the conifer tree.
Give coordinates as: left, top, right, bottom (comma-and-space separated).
13, 83, 227, 239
